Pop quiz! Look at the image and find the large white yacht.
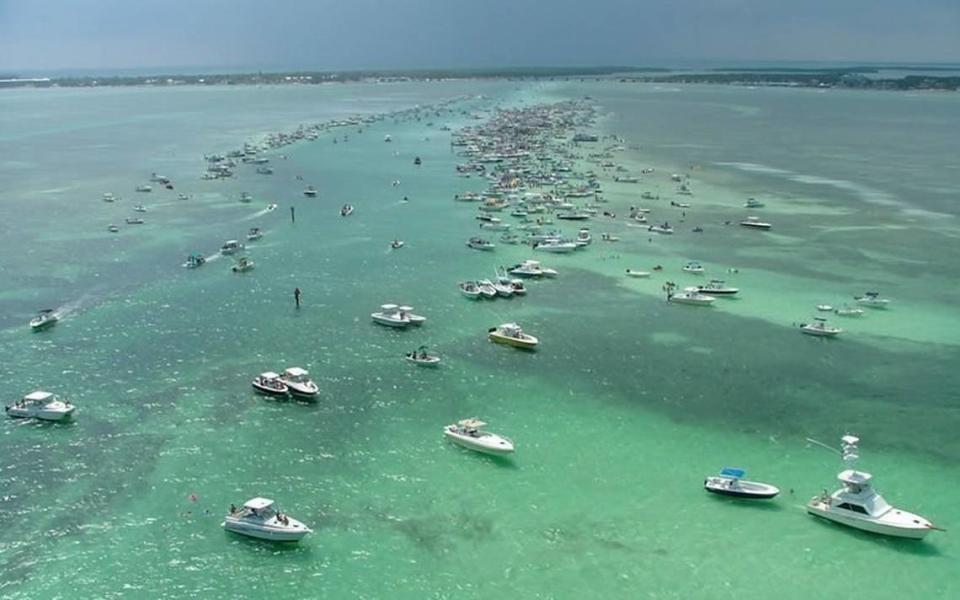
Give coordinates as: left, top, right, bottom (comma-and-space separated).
806, 436, 941, 539
6, 391, 75, 421
223, 497, 312, 542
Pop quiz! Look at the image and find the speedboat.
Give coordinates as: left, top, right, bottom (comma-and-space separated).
340, 204, 354, 217
704, 467, 780, 499
669, 289, 715, 306
745, 198, 765, 208
125, 217, 144, 225
534, 240, 577, 253
740, 216, 772, 230
397, 305, 426, 326
266, 203, 277, 211
223, 497, 311, 542
220, 240, 244, 255
576, 228, 592, 246
556, 212, 590, 221
488, 322, 538, 349
817, 304, 834, 312
133, 205, 147, 213
682, 261, 705, 274
371, 304, 411, 328
390, 239, 405, 249
800, 317, 842, 337
177, 193, 190, 200
108, 225, 120, 233
6, 390, 75, 421
648, 223, 674, 235
384, 134, 392, 143
247, 227, 263, 241
480, 221, 511, 231
625, 269, 651, 278
239, 192, 253, 203
806, 436, 941, 539
835, 305, 865, 317
251, 372, 289, 396
303, 186, 318, 197
467, 237, 495, 251
476, 281, 498, 299
256, 166, 274, 175
29, 309, 59, 331
444, 419, 515, 456
405, 346, 441, 367
102, 192, 116, 202
183, 254, 206, 269
135, 185, 152, 193
696, 279, 739, 295
280, 367, 319, 399
232, 257, 255, 273
486, 278, 514, 298
855, 291, 890, 308
509, 260, 557, 278
460, 281, 482, 300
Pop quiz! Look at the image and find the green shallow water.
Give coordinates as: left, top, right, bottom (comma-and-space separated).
0, 81, 958, 599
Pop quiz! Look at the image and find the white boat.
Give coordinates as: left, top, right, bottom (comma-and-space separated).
704, 467, 780, 499
817, 304, 834, 312
223, 497, 311, 542
280, 367, 319, 399
459, 281, 482, 300
669, 289, 715, 306
371, 304, 411, 328
486, 278, 514, 298
390, 239, 405, 249
125, 217, 144, 225
133, 205, 147, 213
251, 372, 288, 396
806, 436, 941, 539
855, 292, 890, 308
479, 221, 511, 231
467, 237, 495, 251
740, 216, 772, 230
340, 204, 354, 217
303, 186, 318, 197
102, 192, 116, 202
556, 212, 590, 221
625, 269, 650, 278
135, 185, 152, 193
534, 240, 577, 253
800, 317, 842, 337
444, 419, 515, 456
835, 305, 865, 317
682, 261, 705, 274
576, 228, 592, 246
476, 281, 498, 299
29, 309, 59, 331
405, 346, 441, 367
266, 203, 277, 211
745, 198, 765, 208
696, 279, 739, 295
247, 227, 263, 241
6, 390, 75, 421
384, 134, 392, 143
232, 257, 255, 273
108, 224, 120, 233
509, 260, 557, 278
397, 305, 426, 326
220, 240, 244, 255
488, 322, 538, 349
177, 193, 189, 200
183, 254, 206, 269
239, 192, 253, 203
648, 223, 674, 235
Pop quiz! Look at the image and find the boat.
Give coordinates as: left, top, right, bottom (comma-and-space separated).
480, 221, 511, 231
668, 288, 716, 306
29, 309, 59, 331
835, 305, 865, 317
556, 212, 590, 221
476, 281, 498, 299
486, 278, 514, 298
223, 497, 311, 542
6, 390, 75, 421
443, 419, 515, 456
251, 372, 289, 396
177, 193, 189, 200
534, 240, 577, 253
107, 225, 120, 233
467, 237, 495, 251
133, 205, 146, 213
256, 166, 274, 175
495, 268, 527, 295
125, 217, 144, 225
220, 240, 244, 255
740, 216, 772, 230
247, 227, 263, 241
279, 367, 319, 399
340, 204, 354, 217
695, 279, 739, 295
303, 186, 318, 197
459, 281, 482, 300
390, 239, 405, 249
413, 156, 421, 166
745, 198, 765, 208
397, 305, 426, 326
630, 213, 648, 224
600, 233, 619, 242
499, 233, 521, 245
648, 223, 674, 235
509, 260, 557, 278
800, 317, 842, 337
232, 257, 255, 273
183, 254, 206, 269
240, 192, 253, 203
384, 134, 392, 143
625, 269, 651, 278
135, 185, 152, 193
266, 203, 277, 211
682, 261, 705, 274
371, 304, 411, 328
488, 322, 538, 349
806, 436, 941, 539
576, 229, 592, 246
855, 291, 890, 308
405, 346, 440, 367
102, 192, 116, 202
704, 467, 780, 499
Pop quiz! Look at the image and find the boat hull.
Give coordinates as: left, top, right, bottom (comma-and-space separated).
223, 520, 310, 542
806, 502, 931, 539
489, 332, 538, 349
704, 479, 780, 499
251, 382, 289, 396
444, 431, 514, 456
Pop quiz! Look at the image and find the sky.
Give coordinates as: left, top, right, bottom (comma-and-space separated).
0, 0, 958, 73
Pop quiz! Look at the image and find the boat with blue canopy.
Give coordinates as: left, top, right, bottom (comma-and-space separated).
704, 467, 780, 499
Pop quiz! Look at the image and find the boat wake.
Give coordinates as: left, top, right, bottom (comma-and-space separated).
204, 252, 224, 263
53, 294, 97, 319
242, 205, 278, 221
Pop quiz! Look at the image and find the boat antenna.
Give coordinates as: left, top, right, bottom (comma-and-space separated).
805, 437, 840, 454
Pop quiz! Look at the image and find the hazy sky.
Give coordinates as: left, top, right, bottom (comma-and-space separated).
1, 0, 958, 72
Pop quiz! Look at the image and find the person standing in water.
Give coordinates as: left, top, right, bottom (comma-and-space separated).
290, 206, 295, 223
294, 287, 301, 309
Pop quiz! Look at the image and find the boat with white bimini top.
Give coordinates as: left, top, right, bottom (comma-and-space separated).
488, 322, 539, 349
806, 435, 942, 539
397, 306, 426, 326
6, 390, 75, 421
509, 260, 557, 278
280, 367, 319, 398
223, 497, 311, 542
800, 317, 842, 337
444, 418, 515, 456
740, 216, 772, 230
232, 257, 255, 273
220, 240, 244, 255
29, 309, 59, 331
855, 291, 890, 308
371, 304, 411, 328
704, 467, 780, 499
247, 227, 263, 241
251, 372, 289, 397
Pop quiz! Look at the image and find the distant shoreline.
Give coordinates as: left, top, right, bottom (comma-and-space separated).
1, 65, 957, 92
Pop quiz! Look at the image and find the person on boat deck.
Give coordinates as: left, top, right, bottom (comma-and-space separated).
230, 504, 237, 514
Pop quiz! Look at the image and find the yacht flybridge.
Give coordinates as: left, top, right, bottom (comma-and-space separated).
806, 436, 942, 539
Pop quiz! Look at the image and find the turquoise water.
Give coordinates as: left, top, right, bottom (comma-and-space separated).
1, 81, 958, 599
